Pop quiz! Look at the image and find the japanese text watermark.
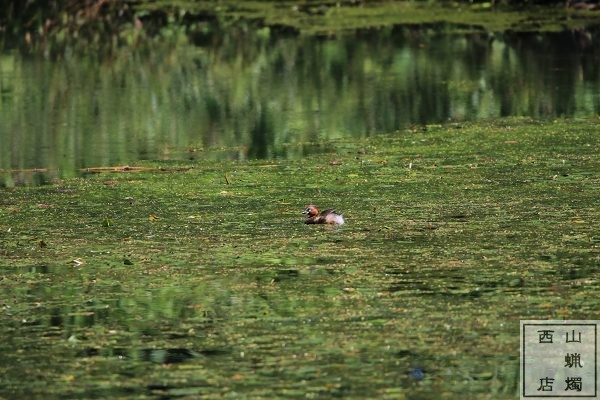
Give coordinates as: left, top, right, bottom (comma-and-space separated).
521, 320, 598, 399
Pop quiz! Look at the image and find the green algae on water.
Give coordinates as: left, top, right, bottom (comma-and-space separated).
0, 118, 598, 399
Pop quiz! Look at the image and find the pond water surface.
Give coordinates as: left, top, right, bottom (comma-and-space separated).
1, 20, 599, 400
1, 25, 599, 185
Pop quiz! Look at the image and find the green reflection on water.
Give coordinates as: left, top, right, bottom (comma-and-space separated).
1, 26, 600, 184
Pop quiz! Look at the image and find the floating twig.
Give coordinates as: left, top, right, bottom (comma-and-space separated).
80, 165, 191, 173
0, 168, 48, 174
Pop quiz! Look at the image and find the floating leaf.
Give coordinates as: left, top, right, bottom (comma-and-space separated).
71, 258, 84, 267
67, 335, 80, 344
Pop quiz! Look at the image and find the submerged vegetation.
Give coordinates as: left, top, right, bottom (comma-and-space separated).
1, 1, 599, 398
1, 118, 598, 398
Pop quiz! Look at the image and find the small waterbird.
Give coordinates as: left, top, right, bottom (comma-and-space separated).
302, 205, 345, 225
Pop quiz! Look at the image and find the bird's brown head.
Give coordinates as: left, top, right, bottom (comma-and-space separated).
302, 205, 319, 217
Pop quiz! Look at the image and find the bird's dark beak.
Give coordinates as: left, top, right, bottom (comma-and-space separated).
302, 210, 309, 215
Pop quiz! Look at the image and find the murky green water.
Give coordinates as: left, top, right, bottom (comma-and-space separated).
1, 10, 599, 398
1, 117, 599, 398
1, 26, 600, 185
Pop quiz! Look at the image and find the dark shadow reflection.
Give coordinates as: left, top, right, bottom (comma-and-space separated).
1, 24, 599, 179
